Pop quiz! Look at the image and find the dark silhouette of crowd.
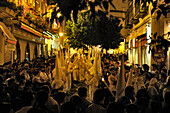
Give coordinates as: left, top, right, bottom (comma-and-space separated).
0, 54, 170, 113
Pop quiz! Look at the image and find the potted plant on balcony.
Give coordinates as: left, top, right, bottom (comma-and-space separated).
15, 5, 24, 19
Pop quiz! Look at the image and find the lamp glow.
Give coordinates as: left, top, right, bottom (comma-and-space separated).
59, 32, 63, 37
57, 13, 62, 18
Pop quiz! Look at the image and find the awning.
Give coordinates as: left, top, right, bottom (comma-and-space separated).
0, 22, 17, 45
21, 23, 51, 39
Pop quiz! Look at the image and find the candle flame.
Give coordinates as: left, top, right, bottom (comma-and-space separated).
102, 78, 105, 81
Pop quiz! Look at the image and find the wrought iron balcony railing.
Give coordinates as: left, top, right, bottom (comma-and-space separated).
135, 0, 147, 18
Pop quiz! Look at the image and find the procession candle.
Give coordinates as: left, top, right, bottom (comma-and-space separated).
102, 78, 115, 98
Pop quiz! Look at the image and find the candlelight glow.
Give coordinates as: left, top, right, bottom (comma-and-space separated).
57, 12, 62, 18
102, 78, 105, 81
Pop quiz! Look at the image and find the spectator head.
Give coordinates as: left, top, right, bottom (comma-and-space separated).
41, 85, 51, 94
161, 73, 167, 82
136, 89, 149, 100
149, 78, 158, 86
161, 69, 167, 74
70, 95, 83, 113
125, 86, 134, 97
126, 104, 141, 113
125, 65, 130, 72
109, 67, 117, 75
53, 92, 66, 105
78, 87, 87, 98
21, 92, 35, 106
60, 102, 76, 113
36, 90, 48, 105
7, 78, 15, 87
142, 64, 149, 72
93, 89, 105, 104
151, 64, 157, 71
107, 102, 124, 113
70, 95, 82, 105
125, 86, 135, 102
40, 65, 45, 72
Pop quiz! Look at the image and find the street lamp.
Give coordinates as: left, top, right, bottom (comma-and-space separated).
59, 32, 63, 37
57, 12, 62, 18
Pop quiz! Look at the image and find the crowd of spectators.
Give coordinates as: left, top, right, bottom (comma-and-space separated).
0, 54, 170, 113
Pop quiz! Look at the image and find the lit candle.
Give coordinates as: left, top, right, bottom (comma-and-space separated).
102, 77, 115, 98
102, 78, 105, 82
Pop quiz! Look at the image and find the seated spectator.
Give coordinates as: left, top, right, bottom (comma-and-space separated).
85, 89, 106, 113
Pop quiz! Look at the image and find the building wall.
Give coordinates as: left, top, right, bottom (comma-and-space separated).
125, 1, 170, 70
164, 18, 170, 70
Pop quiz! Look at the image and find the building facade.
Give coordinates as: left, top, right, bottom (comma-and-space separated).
125, 0, 170, 70
0, 0, 58, 65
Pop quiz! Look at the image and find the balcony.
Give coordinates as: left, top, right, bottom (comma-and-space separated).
128, 3, 134, 23
125, 3, 134, 29
0, 0, 16, 19
125, 10, 133, 29
135, 0, 147, 18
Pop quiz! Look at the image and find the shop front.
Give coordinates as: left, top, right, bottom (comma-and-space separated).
0, 22, 17, 65
12, 23, 46, 62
